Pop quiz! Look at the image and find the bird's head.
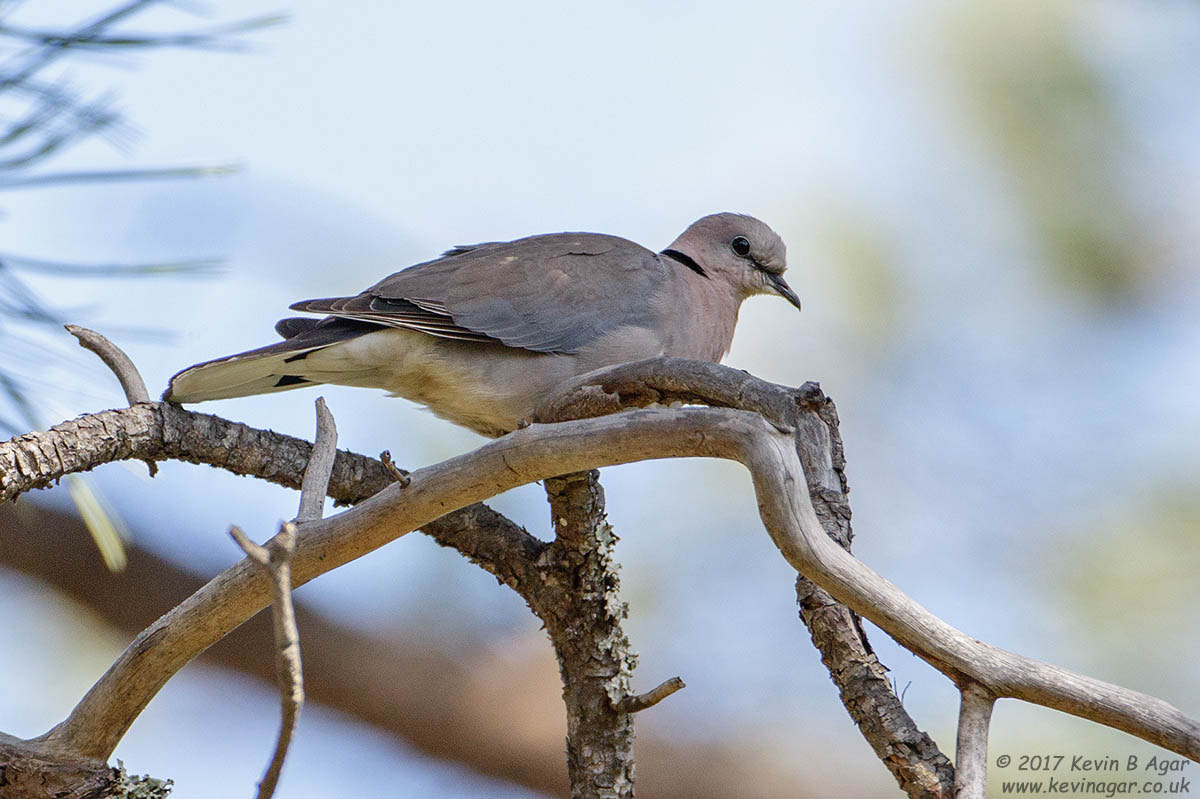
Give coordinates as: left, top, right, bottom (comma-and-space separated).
663, 212, 799, 311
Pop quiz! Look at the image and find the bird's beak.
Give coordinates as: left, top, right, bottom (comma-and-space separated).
768, 273, 802, 311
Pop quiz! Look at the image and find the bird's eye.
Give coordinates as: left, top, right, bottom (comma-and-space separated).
730, 236, 751, 257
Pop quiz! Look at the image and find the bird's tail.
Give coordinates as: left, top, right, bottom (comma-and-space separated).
164, 317, 376, 403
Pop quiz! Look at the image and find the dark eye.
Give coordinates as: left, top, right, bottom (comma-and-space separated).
730, 236, 751, 257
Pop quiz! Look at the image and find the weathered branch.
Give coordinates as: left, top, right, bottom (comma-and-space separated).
64, 324, 150, 405
953, 683, 995, 799
798, 579, 953, 797
615, 677, 686, 714
539, 358, 955, 797
229, 522, 300, 799
539, 471, 635, 799
378, 449, 411, 487
0, 399, 542, 575
21, 400, 1197, 766
0, 733, 119, 799
535, 362, 1200, 759
296, 397, 336, 522
0, 402, 391, 504
4, 357, 1198, 796
229, 398, 334, 799
63, 323, 155, 485
3, 502, 804, 799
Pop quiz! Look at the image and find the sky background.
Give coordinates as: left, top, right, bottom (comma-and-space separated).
1, 0, 1199, 796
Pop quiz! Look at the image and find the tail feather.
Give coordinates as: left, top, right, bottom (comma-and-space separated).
275, 316, 320, 339
165, 318, 380, 403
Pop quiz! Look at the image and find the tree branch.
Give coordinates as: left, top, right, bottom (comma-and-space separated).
229, 522, 300, 799
225, 398, 336, 799
953, 683, 995, 799
20, 401, 1196, 766
539, 470, 635, 799
63, 324, 149, 405
538, 358, 955, 797
0, 402, 388, 504
4, 358, 1197, 794
2, 502, 807, 799
295, 397, 336, 523
615, 677, 686, 714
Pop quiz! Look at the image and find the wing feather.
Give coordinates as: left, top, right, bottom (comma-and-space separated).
289, 232, 667, 354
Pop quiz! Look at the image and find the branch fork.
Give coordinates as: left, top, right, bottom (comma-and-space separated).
225, 397, 336, 799
1, 340, 1196, 799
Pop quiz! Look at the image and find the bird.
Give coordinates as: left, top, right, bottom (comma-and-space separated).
165, 212, 800, 437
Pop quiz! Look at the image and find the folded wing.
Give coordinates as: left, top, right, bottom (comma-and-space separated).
292, 232, 667, 354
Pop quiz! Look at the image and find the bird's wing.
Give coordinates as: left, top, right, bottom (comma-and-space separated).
292, 233, 667, 354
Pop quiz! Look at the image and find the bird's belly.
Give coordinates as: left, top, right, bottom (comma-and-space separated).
306, 329, 581, 437
306, 325, 670, 437
402, 348, 579, 437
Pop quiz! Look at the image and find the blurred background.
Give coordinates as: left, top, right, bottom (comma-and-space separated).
1, 1, 1198, 796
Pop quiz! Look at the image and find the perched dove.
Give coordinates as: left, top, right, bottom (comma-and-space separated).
165, 212, 799, 436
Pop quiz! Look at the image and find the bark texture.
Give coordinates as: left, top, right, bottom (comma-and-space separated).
0, 735, 117, 799
538, 359, 956, 797
541, 472, 635, 799
2, 358, 1198, 799
1, 503, 810, 798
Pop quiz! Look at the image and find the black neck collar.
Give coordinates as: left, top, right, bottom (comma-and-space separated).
661, 248, 708, 278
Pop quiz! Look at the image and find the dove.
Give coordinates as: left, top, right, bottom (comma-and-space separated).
166, 213, 798, 437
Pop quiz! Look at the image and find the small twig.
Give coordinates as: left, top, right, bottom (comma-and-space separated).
615, 677, 686, 714
228, 399, 337, 799
228, 525, 272, 567
296, 398, 336, 523
953, 682, 996, 799
63, 324, 155, 477
226, 399, 338, 799
63, 324, 149, 404
230, 523, 301, 799
379, 449, 410, 487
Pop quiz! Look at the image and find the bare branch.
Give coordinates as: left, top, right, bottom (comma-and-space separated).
23, 402, 1197, 766
615, 677, 686, 714
539, 358, 955, 797
296, 397, 336, 523
225, 398, 337, 799
63, 324, 149, 404
0, 733, 120, 798
953, 683, 995, 799
0, 397, 545, 592
229, 525, 269, 565
3, 502, 801, 799
540, 470, 635, 799
229, 522, 302, 799
798, 581, 952, 797
63, 324, 153, 480
378, 449, 410, 487
5, 358, 1197, 793
0, 403, 389, 504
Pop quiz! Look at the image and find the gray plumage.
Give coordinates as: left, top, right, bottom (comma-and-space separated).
165, 212, 799, 437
